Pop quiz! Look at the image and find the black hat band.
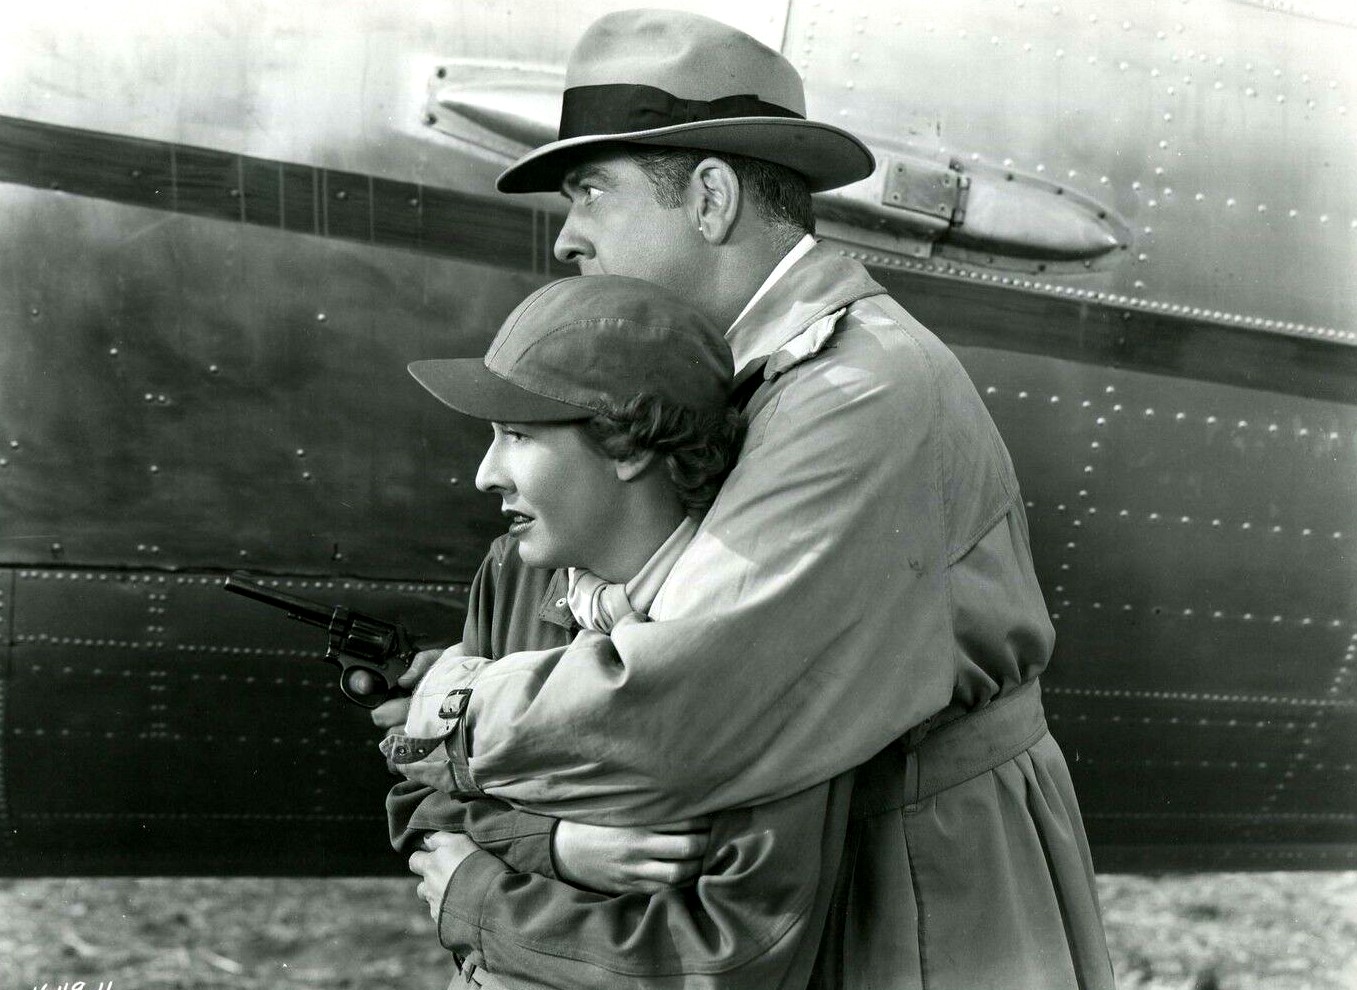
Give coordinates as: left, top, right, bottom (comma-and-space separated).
558, 83, 803, 139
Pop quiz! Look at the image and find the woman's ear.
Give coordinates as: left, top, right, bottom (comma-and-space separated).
614, 448, 658, 482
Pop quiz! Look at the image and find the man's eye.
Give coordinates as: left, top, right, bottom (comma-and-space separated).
582, 185, 602, 204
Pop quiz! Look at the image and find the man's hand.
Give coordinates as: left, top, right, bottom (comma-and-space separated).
409, 830, 482, 921
370, 647, 447, 730
554, 818, 711, 894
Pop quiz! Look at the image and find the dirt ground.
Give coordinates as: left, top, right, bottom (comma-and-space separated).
2, 873, 1354, 990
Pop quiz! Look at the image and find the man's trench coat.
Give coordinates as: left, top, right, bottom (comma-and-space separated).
431, 244, 1116, 990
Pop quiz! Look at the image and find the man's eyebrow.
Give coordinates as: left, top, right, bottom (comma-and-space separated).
561, 162, 614, 193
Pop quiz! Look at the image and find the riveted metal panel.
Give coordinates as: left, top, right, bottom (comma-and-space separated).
955, 341, 1355, 861
786, 0, 1357, 334
239, 156, 282, 228
881, 157, 962, 222
0, 117, 175, 209
0, 567, 11, 650
0, 568, 12, 850
7, 643, 344, 813
1050, 609, 1346, 697
280, 163, 320, 234
12, 570, 172, 645
321, 169, 373, 242
371, 177, 426, 253
1, 566, 469, 874
174, 146, 244, 222
1048, 693, 1341, 818
1095, 843, 1357, 871
0, 186, 542, 576
10, 569, 468, 668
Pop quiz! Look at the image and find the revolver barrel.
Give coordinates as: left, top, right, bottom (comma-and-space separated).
223, 574, 332, 628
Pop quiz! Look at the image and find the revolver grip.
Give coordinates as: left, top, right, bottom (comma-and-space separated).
338, 660, 409, 708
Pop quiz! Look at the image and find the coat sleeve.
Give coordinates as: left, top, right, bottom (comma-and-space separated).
382, 539, 557, 875
435, 776, 851, 990
443, 321, 984, 824
387, 781, 558, 878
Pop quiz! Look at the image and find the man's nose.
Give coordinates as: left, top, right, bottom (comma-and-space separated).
475, 441, 510, 494
553, 212, 591, 266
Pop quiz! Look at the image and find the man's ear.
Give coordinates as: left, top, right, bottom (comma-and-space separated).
614, 449, 658, 482
690, 157, 740, 243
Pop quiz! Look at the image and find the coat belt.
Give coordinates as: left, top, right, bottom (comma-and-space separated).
849, 679, 1048, 820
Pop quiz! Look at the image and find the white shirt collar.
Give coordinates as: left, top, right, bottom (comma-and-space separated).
727, 234, 816, 375
566, 516, 699, 631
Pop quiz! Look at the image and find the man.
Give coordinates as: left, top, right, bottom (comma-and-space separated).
388, 10, 1114, 989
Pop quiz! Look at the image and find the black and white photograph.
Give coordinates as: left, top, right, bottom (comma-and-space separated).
0, 1, 1353, 987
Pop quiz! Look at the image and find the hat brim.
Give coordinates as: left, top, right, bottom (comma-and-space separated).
495, 117, 876, 194
409, 359, 594, 423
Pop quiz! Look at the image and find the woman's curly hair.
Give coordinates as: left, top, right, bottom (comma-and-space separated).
583, 394, 747, 514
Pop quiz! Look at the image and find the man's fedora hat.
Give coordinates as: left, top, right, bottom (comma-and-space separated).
409, 275, 732, 423
496, 9, 876, 194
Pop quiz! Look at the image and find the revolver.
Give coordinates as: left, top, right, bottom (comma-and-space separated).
224, 573, 415, 708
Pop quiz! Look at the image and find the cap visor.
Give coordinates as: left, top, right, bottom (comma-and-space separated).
408, 359, 594, 422
496, 117, 876, 194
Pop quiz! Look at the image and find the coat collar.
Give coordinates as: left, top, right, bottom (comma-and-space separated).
536, 567, 577, 630
726, 242, 885, 387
